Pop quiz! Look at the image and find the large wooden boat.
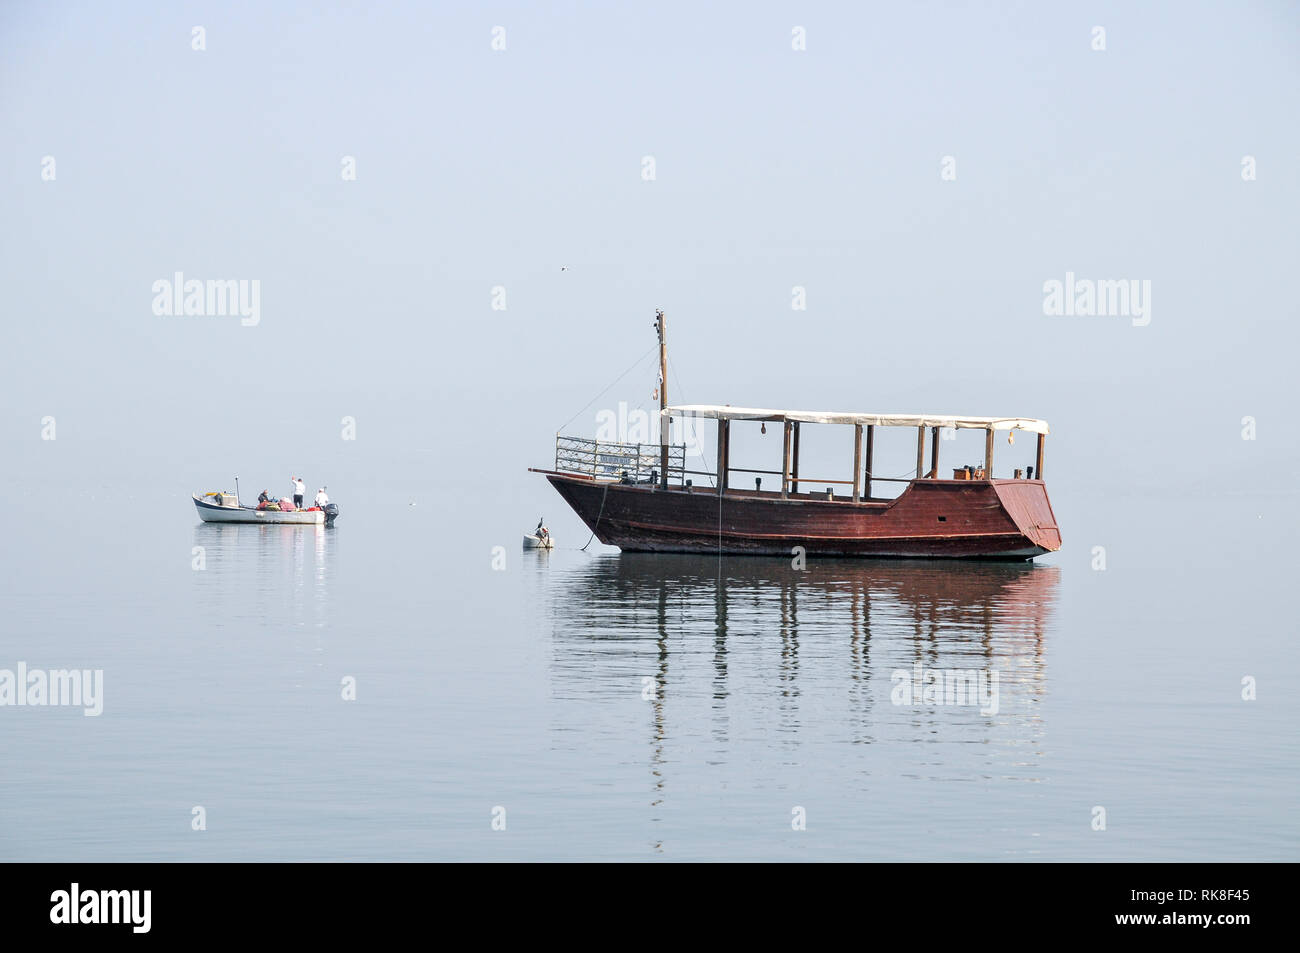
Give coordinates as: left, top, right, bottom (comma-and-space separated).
531, 312, 1060, 561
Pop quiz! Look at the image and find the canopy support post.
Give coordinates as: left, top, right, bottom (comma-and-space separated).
915, 426, 925, 481
781, 420, 792, 499
984, 427, 995, 480
716, 419, 730, 494
864, 425, 874, 499
852, 424, 862, 502
930, 426, 941, 478
791, 421, 801, 495
1036, 432, 1045, 480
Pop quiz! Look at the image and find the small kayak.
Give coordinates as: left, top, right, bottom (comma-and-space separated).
193, 492, 339, 525
522, 533, 554, 550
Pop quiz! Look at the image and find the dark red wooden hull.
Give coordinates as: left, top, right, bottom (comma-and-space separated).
539, 472, 1061, 560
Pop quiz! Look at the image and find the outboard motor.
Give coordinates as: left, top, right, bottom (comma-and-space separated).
323, 503, 340, 524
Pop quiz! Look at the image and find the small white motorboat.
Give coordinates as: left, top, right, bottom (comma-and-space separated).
523, 518, 553, 549
193, 491, 339, 525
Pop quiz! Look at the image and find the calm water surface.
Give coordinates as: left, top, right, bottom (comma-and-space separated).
0, 477, 1294, 861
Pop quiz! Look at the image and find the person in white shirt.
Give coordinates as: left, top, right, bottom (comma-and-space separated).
292, 477, 306, 510
314, 488, 329, 507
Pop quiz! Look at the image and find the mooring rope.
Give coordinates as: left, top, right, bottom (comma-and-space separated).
579, 481, 612, 552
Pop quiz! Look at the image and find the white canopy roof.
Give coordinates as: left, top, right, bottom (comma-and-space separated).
663, 405, 1050, 435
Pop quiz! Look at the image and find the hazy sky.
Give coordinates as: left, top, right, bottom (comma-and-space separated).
3, 1, 1297, 509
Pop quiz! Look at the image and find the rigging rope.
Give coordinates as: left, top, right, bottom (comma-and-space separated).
715, 463, 727, 583
668, 354, 714, 488
866, 468, 936, 481
555, 344, 658, 435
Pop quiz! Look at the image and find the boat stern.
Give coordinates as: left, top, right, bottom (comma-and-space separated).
992, 480, 1061, 554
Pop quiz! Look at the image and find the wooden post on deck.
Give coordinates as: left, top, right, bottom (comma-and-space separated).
915, 426, 925, 480
1035, 432, 1045, 480
984, 427, 995, 480
717, 419, 730, 493
864, 425, 874, 499
852, 424, 863, 502
791, 422, 801, 495
930, 427, 941, 478
781, 420, 793, 499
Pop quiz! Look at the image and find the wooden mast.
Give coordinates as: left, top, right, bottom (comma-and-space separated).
656, 310, 668, 489
1035, 433, 1045, 480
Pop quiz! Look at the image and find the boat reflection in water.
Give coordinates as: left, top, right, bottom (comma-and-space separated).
191, 521, 332, 631
541, 554, 1060, 847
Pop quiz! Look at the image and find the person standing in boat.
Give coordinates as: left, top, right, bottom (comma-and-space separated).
292, 476, 306, 511
314, 487, 329, 508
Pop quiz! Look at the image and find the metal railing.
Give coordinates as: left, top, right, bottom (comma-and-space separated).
555, 435, 687, 484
